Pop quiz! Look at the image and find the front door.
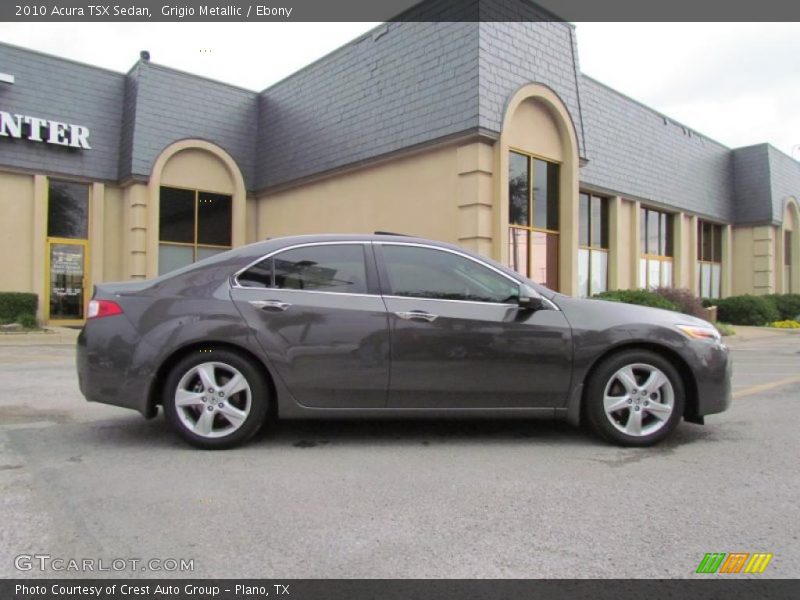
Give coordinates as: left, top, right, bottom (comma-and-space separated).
47, 240, 88, 324
376, 243, 573, 409
230, 242, 390, 409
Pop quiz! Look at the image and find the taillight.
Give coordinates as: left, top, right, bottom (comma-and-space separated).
87, 299, 123, 319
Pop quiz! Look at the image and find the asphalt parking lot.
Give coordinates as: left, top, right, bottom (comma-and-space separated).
1, 330, 798, 579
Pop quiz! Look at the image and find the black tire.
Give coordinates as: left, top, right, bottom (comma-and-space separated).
584, 349, 685, 447
162, 349, 270, 449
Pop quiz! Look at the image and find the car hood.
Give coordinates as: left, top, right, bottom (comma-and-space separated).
555, 296, 713, 331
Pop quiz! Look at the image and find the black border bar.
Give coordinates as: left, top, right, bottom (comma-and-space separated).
3, 0, 800, 22
3, 579, 800, 600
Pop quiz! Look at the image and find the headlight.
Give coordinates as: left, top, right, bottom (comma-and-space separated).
675, 324, 722, 343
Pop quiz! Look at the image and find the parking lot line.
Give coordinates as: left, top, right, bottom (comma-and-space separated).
733, 374, 800, 399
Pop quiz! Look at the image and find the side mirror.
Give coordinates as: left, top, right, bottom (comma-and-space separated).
517, 284, 545, 311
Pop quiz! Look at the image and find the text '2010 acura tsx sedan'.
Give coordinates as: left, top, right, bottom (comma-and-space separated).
77, 234, 731, 449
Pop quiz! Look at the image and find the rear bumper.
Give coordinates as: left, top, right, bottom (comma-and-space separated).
76, 316, 155, 417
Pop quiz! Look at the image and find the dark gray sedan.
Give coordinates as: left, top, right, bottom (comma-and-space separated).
77, 234, 731, 449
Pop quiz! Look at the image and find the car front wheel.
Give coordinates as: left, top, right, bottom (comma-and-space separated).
585, 350, 685, 447
163, 349, 269, 449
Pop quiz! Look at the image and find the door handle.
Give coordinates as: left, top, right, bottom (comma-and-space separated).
394, 310, 438, 322
249, 300, 292, 311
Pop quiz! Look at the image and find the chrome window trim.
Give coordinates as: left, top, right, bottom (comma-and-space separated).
382, 294, 519, 308
233, 287, 380, 299
231, 241, 376, 295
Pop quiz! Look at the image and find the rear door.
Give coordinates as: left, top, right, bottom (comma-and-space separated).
230, 242, 390, 409
376, 242, 573, 409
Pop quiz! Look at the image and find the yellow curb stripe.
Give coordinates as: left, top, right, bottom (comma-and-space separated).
733, 375, 800, 399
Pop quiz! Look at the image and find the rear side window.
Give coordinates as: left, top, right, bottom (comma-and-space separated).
237, 244, 368, 294
381, 245, 519, 303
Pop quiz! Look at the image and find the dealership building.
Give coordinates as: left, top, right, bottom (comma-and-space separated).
1, 6, 799, 324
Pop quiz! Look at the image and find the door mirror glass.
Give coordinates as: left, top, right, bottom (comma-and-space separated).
517, 284, 546, 311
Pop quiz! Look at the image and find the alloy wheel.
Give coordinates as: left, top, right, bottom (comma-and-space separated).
174, 362, 252, 439
602, 363, 675, 437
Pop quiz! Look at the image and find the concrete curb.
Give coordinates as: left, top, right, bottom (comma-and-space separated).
0, 326, 80, 346
722, 325, 800, 345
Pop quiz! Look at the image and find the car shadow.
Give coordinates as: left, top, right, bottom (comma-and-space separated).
253, 417, 592, 448
27, 410, 716, 453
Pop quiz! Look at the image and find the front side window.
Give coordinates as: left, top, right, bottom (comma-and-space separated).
578, 193, 609, 297
639, 207, 673, 289
508, 151, 560, 290
382, 245, 519, 304
237, 244, 368, 294
697, 220, 723, 299
159, 186, 232, 275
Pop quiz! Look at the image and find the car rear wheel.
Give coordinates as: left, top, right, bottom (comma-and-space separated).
163, 349, 269, 449
584, 349, 685, 447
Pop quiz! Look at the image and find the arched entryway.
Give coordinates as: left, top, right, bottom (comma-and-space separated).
496, 84, 580, 295
146, 140, 246, 278
780, 197, 800, 293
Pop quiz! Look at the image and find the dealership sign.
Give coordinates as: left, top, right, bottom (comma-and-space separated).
0, 110, 91, 149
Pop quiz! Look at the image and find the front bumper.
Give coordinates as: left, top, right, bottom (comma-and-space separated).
687, 340, 732, 418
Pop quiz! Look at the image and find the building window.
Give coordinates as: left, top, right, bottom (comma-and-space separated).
158, 186, 232, 275
48, 180, 89, 239
697, 220, 723, 299
786, 231, 793, 294
508, 151, 560, 290
639, 207, 673, 289
578, 192, 609, 297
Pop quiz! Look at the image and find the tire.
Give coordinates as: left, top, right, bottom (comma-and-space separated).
162, 349, 270, 449
584, 349, 685, 447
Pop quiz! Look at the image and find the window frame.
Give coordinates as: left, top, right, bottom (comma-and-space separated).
640, 207, 675, 289
232, 241, 379, 297
158, 185, 233, 274
696, 219, 724, 299
578, 192, 610, 297
507, 149, 561, 290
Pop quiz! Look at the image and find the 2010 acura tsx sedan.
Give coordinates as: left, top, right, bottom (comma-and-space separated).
77, 233, 731, 449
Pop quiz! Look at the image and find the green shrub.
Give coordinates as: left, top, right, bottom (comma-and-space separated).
763, 294, 800, 321
716, 294, 780, 326
592, 289, 679, 312
16, 313, 38, 329
0, 293, 38, 324
715, 323, 736, 337
653, 287, 707, 319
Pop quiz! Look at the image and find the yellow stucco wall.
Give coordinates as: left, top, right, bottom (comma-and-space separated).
255, 143, 462, 246
102, 185, 125, 283
614, 198, 634, 289
160, 148, 237, 194
0, 171, 35, 293
732, 226, 755, 295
